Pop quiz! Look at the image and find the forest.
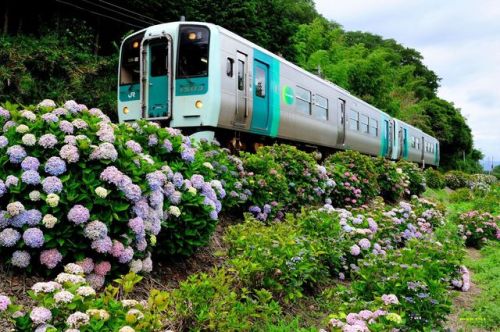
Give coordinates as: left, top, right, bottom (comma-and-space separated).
0, 0, 482, 171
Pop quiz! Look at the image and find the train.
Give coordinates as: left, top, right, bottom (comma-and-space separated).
117, 21, 439, 166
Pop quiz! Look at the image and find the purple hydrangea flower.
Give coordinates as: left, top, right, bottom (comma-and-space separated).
118, 246, 134, 263
45, 157, 67, 176
148, 134, 158, 146
41, 113, 59, 123
126, 140, 142, 153
21, 170, 41, 185
21, 156, 40, 171
128, 217, 145, 236
59, 144, 79, 163
67, 205, 90, 224
146, 171, 167, 191
0, 107, 10, 119
72, 119, 88, 129
123, 183, 142, 202
23, 228, 44, 248
358, 238, 371, 250
86, 274, 105, 289
249, 206, 261, 214
38, 134, 58, 149
40, 249, 63, 269
3, 120, 16, 132
83, 220, 108, 240
190, 175, 204, 189
350, 244, 361, 256
64, 135, 77, 145
133, 200, 150, 219
11, 250, 31, 268
7, 145, 27, 163
91, 236, 112, 253
172, 173, 184, 188
169, 191, 182, 205
30, 307, 52, 325
163, 183, 175, 197
5, 175, 18, 188
180, 144, 195, 162
0, 180, 5, 198
0, 135, 8, 148
0, 228, 21, 247
42, 176, 63, 194
53, 107, 68, 116
100, 166, 124, 185
59, 120, 74, 134
24, 209, 43, 226
89, 142, 118, 161
209, 210, 218, 220
163, 139, 173, 152
96, 123, 115, 143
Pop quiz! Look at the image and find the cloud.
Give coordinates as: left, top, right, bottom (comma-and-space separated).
314, 0, 500, 162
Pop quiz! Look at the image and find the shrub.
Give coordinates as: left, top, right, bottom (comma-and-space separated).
350, 236, 462, 330
449, 188, 474, 203
0, 101, 222, 278
225, 215, 327, 300
2, 265, 170, 331
397, 160, 425, 197
324, 150, 379, 205
444, 170, 470, 189
456, 211, 500, 248
166, 268, 282, 331
425, 168, 446, 189
373, 158, 408, 202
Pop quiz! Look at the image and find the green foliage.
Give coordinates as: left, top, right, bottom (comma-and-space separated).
492, 165, 500, 179
445, 170, 471, 189
166, 268, 282, 331
396, 160, 425, 197
225, 215, 328, 300
425, 168, 446, 189
0, 33, 117, 120
324, 150, 379, 206
459, 243, 500, 330
456, 211, 500, 248
373, 158, 407, 202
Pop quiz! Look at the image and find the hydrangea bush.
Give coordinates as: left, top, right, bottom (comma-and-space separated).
456, 210, 500, 247
425, 168, 446, 189
0, 101, 222, 278
0, 264, 171, 331
373, 158, 408, 202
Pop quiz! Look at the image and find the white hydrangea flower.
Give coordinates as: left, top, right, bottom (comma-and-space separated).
64, 263, 84, 275
119, 326, 135, 332
66, 311, 89, 328
121, 300, 139, 308
46, 193, 60, 207
16, 124, 29, 133
29, 190, 41, 201
95, 186, 108, 198
7, 201, 25, 216
55, 273, 86, 284
188, 187, 197, 195
42, 214, 58, 229
22, 134, 37, 146
129, 260, 142, 273
54, 290, 74, 304
31, 281, 62, 294
203, 162, 214, 170
169, 206, 181, 218
76, 286, 96, 297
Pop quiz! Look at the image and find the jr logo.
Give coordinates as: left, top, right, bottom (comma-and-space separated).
128, 91, 136, 98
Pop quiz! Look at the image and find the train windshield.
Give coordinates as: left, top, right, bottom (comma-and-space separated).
120, 32, 145, 86
177, 25, 210, 78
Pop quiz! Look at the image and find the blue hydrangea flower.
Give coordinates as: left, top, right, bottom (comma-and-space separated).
0, 135, 8, 148
44, 156, 67, 176
0, 228, 21, 247
42, 176, 63, 194
24, 209, 42, 226
21, 170, 41, 185
11, 250, 30, 268
21, 156, 40, 171
38, 134, 58, 149
67, 205, 90, 224
23, 228, 44, 248
163, 139, 173, 152
0, 180, 6, 198
6, 145, 27, 163
172, 172, 184, 188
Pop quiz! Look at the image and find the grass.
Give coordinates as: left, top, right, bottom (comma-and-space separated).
459, 243, 500, 330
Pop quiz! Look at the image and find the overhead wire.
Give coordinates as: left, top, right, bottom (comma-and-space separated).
55, 0, 147, 29
97, 0, 163, 24
77, 0, 158, 26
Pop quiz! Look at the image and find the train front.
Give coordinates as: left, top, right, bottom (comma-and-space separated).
117, 22, 220, 139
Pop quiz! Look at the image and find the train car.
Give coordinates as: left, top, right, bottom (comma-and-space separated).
117, 21, 439, 166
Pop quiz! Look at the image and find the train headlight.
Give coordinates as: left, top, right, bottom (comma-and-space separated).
188, 32, 197, 40
123, 106, 129, 114
195, 100, 203, 109
132, 41, 139, 49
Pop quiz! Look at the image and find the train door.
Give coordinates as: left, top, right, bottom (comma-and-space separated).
234, 52, 248, 125
403, 128, 408, 159
421, 136, 425, 165
337, 98, 346, 145
142, 35, 172, 120
251, 59, 270, 131
382, 119, 390, 157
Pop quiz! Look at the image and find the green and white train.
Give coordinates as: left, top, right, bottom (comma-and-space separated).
118, 21, 439, 166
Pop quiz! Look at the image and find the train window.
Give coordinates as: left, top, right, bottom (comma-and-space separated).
177, 25, 210, 78
226, 58, 234, 77
120, 33, 145, 85
150, 43, 168, 77
369, 118, 378, 136
348, 110, 359, 130
237, 60, 244, 91
255, 66, 266, 98
360, 114, 369, 134
411, 136, 416, 148
312, 95, 328, 120
339, 99, 346, 124
416, 138, 420, 150
296, 86, 311, 115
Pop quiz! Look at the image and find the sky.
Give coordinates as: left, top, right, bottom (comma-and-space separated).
314, 0, 500, 167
